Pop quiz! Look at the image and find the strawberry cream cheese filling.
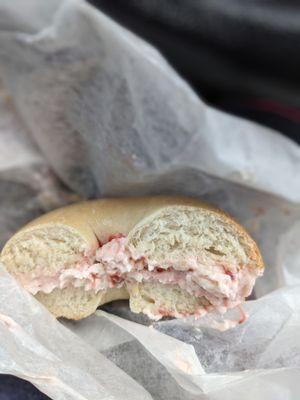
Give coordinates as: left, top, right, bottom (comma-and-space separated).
18, 235, 262, 321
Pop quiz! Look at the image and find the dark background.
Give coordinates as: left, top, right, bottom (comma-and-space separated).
92, 0, 300, 144
1, 1, 299, 399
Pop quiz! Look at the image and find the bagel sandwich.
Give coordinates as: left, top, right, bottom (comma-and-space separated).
0, 196, 264, 322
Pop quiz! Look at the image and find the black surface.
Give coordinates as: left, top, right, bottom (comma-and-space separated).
0, 375, 50, 400
90, 0, 300, 144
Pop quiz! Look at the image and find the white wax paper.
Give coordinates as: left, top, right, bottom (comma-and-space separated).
0, 80, 80, 248
0, 0, 299, 399
0, 266, 152, 400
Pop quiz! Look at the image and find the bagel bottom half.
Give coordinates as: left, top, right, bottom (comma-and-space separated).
0, 196, 264, 321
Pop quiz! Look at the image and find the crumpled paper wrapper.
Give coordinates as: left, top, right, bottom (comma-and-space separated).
0, 0, 299, 399
0, 80, 80, 248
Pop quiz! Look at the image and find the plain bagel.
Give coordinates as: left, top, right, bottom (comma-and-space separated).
0, 196, 264, 322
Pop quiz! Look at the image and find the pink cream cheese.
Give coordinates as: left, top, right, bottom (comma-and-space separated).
20, 235, 262, 321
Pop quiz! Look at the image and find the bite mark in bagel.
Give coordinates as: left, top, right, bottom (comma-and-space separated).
0, 196, 264, 322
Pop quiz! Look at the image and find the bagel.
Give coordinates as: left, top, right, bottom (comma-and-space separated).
0, 196, 263, 321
